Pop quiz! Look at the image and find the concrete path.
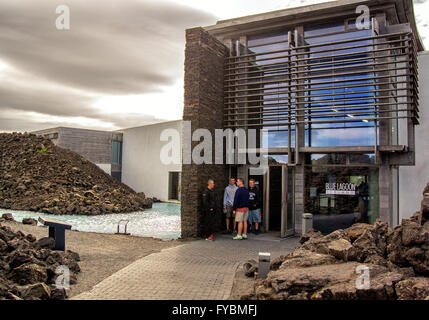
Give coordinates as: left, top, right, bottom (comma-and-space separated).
72, 233, 299, 300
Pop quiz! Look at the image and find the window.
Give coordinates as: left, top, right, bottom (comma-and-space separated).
169, 172, 181, 201
304, 23, 376, 147
349, 154, 375, 164
112, 141, 122, 165
305, 165, 380, 233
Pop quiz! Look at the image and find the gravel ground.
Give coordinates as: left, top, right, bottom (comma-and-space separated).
1, 220, 186, 298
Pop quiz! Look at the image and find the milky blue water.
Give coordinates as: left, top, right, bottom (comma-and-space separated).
0, 203, 181, 240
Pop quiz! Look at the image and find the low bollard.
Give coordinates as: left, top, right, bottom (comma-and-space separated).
302, 213, 313, 235
258, 252, 271, 279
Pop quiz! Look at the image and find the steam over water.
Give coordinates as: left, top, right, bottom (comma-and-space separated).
0, 203, 181, 240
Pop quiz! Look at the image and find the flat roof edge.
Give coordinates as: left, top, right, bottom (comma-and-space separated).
117, 119, 183, 132
204, 0, 371, 30
203, 0, 424, 51
212, 0, 363, 27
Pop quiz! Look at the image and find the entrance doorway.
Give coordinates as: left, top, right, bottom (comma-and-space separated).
231, 165, 295, 237
269, 166, 282, 231
267, 166, 295, 237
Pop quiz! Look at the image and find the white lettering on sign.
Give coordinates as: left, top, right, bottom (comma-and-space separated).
325, 183, 356, 195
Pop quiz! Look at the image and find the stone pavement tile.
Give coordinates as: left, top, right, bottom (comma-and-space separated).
72, 235, 299, 300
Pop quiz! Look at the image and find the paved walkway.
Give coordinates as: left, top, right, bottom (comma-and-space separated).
72, 233, 299, 300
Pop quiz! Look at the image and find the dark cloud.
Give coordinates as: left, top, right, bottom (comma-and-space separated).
0, 0, 216, 132
0, 77, 166, 131
0, 0, 426, 133
0, 0, 216, 94
0, 83, 94, 118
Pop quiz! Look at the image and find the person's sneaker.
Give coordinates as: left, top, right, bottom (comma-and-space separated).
233, 235, 243, 240
206, 235, 214, 241
254, 229, 259, 235
242, 234, 248, 240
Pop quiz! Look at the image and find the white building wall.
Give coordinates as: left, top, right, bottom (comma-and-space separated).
399, 51, 429, 221
121, 120, 182, 202
96, 163, 112, 175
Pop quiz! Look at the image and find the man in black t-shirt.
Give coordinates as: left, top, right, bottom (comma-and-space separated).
248, 179, 262, 235
201, 179, 219, 241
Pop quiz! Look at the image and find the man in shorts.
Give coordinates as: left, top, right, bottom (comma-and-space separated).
248, 179, 262, 235
223, 177, 238, 234
232, 178, 249, 240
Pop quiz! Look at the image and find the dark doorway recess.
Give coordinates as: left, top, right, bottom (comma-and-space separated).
269, 166, 282, 231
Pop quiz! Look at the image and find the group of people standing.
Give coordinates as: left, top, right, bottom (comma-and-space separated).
201, 177, 262, 241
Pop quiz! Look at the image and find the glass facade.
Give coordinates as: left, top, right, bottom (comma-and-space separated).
264, 154, 288, 165
225, 16, 417, 155
221, 9, 418, 234
247, 32, 294, 149
304, 156, 380, 233
304, 21, 377, 147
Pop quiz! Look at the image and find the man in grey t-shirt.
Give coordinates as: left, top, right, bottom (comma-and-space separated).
223, 177, 238, 234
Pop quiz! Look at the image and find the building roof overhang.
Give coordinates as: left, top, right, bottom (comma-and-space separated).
203, 0, 424, 51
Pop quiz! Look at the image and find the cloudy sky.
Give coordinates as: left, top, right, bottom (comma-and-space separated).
0, 0, 428, 132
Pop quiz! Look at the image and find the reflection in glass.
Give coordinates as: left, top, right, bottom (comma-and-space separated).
304, 165, 379, 234
304, 24, 377, 147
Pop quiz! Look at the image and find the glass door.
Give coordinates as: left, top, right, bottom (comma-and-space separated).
281, 166, 295, 237
267, 165, 295, 237
268, 166, 282, 232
